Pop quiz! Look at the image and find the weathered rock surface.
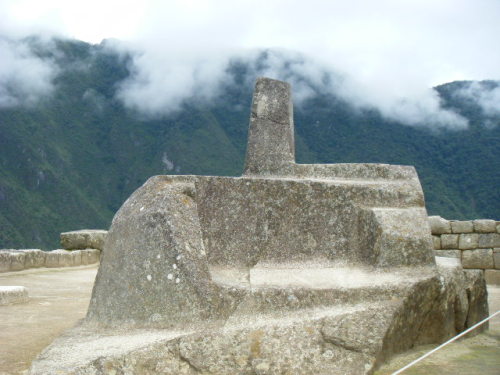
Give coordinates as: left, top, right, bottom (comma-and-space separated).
458, 233, 479, 250
18, 249, 46, 268
0, 286, 29, 305
0, 251, 12, 272
45, 249, 71, 268
473, 219, 497, 233
432, 235, 441, 249
441, 234, 459, 249
60, 230, 107, 251
30, 260, 488, 375
87, 176, 220, 328
9, 252, 26, 271
29, 77, 490, 375
478, 233, 500, 248
451, 220, 473, 233
429, 216, 451, 234
462, 248, 494, 269
80, 249, 100, 265
244, 78, 295, 176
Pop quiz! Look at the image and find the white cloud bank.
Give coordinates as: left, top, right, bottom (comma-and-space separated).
0, 38, 56, 108
1, 0, 500, 128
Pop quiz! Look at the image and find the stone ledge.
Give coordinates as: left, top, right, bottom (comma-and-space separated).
434, 250, 461, 259
429, 216, 451, 234
0, 286, 29, 305
60, 230, 107, 251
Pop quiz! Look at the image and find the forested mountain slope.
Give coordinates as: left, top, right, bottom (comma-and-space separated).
0, 38, 498, 249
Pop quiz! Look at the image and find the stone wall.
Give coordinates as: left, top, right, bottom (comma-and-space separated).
430, 216, 500, 283
0, 230, 106, 273
0, 249, 100, 273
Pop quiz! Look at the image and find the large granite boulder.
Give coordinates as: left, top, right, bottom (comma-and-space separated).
30, 78, 489, 375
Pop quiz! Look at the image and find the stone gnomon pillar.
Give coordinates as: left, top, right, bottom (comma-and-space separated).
30, 78, 488, 375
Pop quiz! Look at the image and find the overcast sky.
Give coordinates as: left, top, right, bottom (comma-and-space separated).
1, 0, 499, 128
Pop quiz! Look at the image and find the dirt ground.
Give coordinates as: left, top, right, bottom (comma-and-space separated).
0, 266, 498, 375
0, 266, 98, 375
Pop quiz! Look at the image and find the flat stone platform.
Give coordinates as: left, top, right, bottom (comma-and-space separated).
0, 265, 98, 375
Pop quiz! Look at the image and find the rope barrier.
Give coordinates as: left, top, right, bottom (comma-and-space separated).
391, 309, 500, 375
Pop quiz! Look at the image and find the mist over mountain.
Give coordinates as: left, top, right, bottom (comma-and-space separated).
0, 37, 499, 249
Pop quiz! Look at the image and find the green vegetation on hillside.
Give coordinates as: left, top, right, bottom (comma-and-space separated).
0, 38, 498, 249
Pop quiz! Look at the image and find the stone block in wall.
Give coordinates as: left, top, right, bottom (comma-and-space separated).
485, 269, 500, 285
44, 251, 58, 268
432, 235, 441, 250
58, 250, 73, 267
497, 222, 500, 233
478, 233, 500, 248
10, 252, 26, 271
458, 233, 479, 250
81, 249, 100, 265
494, 248, 500, 270
473, 219, 496, 233
428, 216, 451, 234
462, 248, 494, 269
0, 251, 12, 272
71, 250, 82, 266
18, 249, 46, 268
450, 221, 473, 233
60, 230, 107, 251
88, 249, 100, 264
440, 234, 459, 249
45, 250, 63, 268
434, 250, 461, 259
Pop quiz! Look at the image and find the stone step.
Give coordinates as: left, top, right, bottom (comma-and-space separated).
211, 265, 436, 314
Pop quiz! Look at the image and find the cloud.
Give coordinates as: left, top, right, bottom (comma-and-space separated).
108, 0, 500, 129
334, 71, 470, 129
115, 44, 234, 115
0, 37, 57, 108
1, 0, 500, 128
455, 81, 500, 117
115, 44, 469, 129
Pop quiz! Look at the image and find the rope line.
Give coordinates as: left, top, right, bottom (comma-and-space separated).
391, 309, 500, 375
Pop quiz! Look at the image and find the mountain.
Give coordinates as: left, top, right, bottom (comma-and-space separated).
0, 37, 499, 249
